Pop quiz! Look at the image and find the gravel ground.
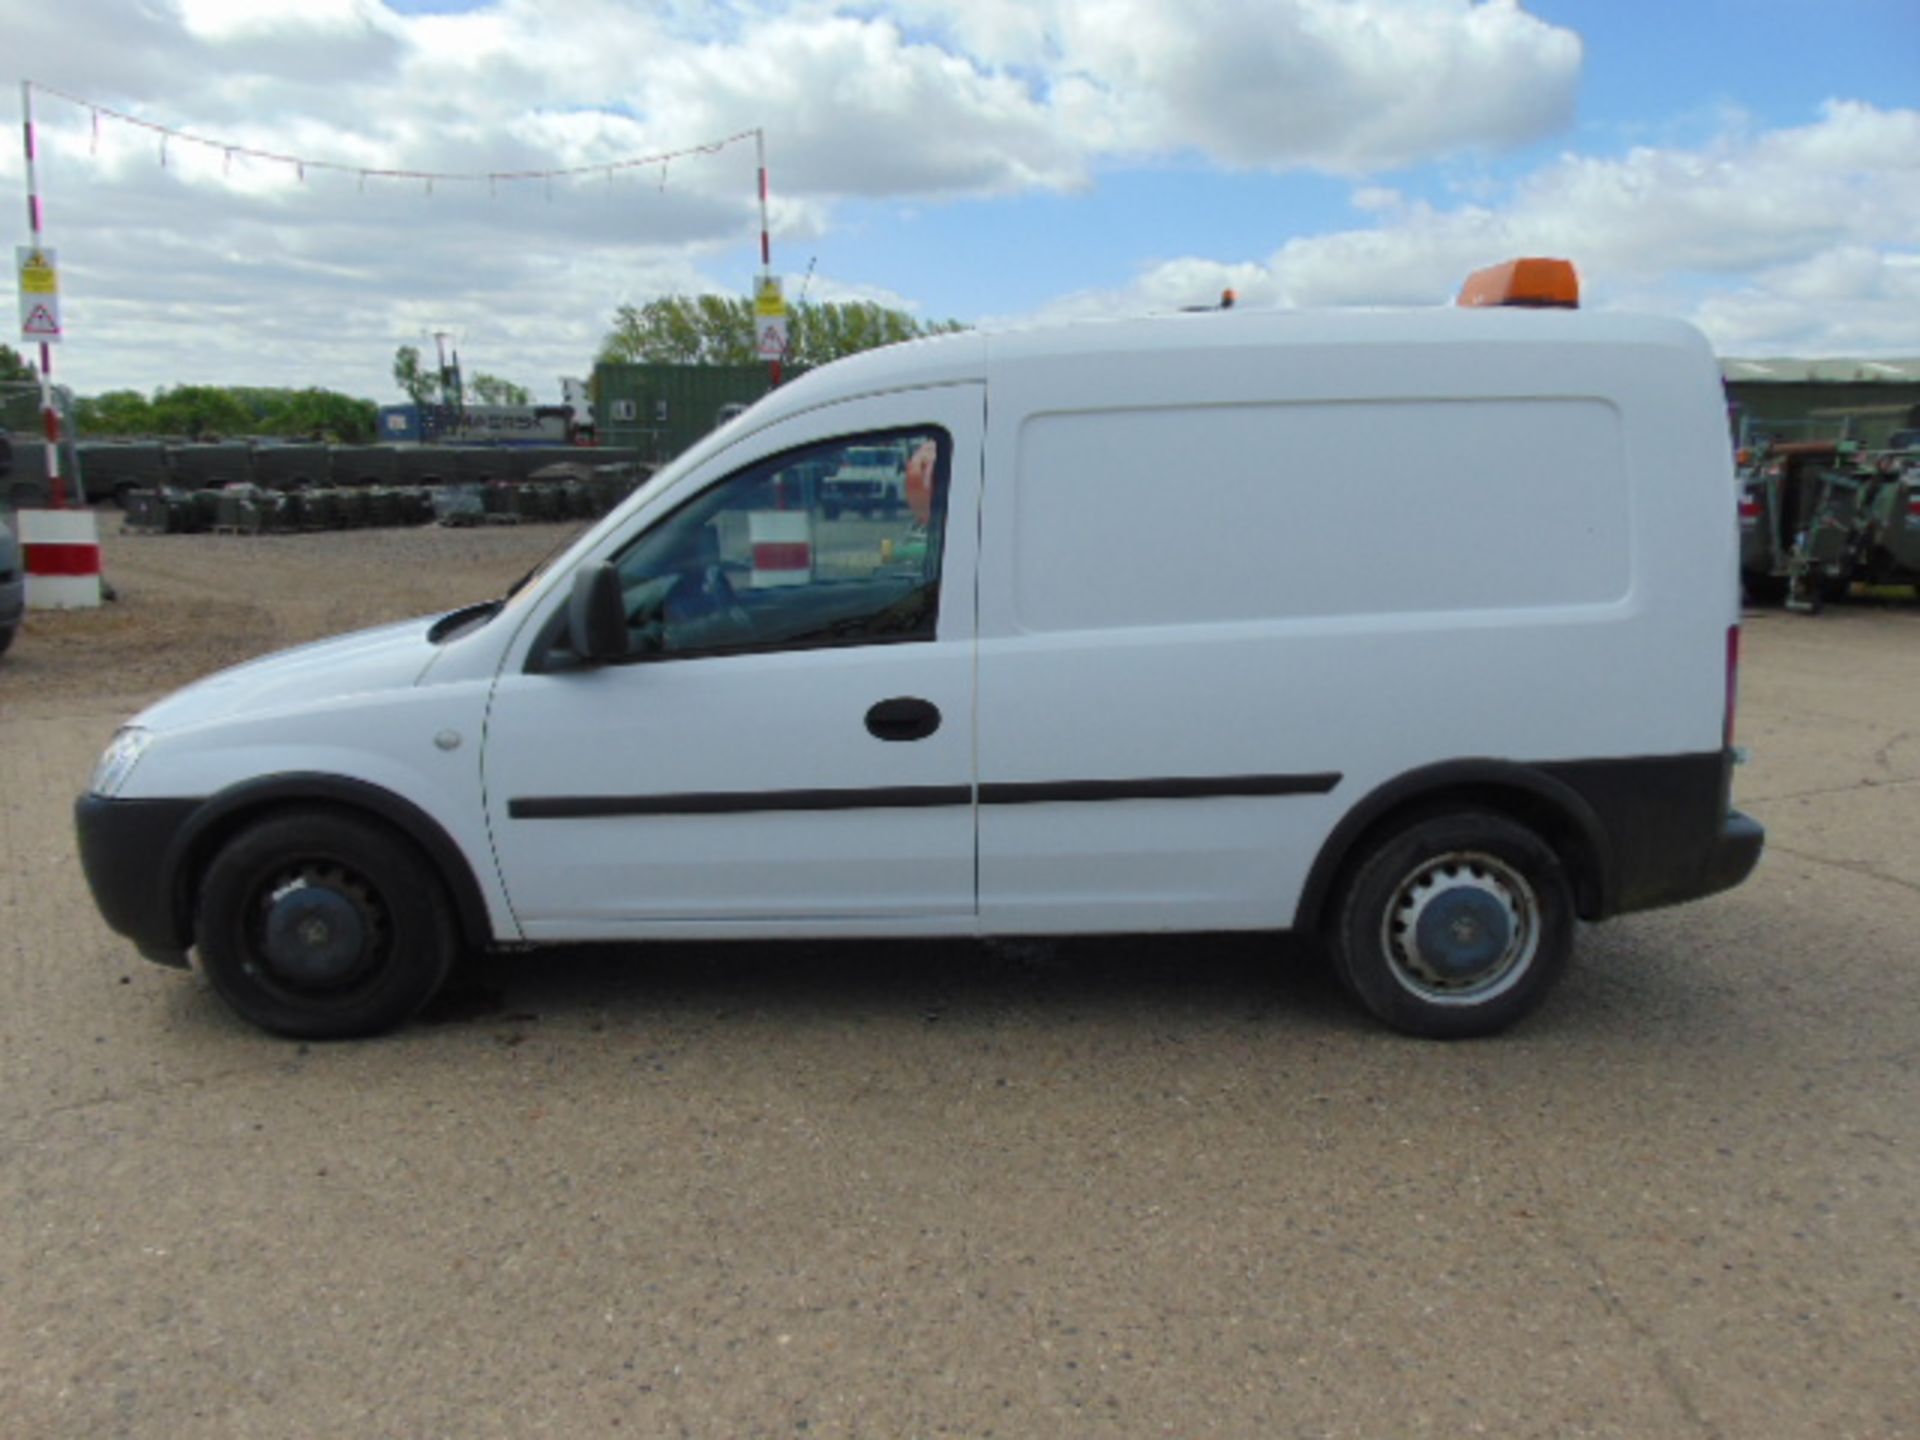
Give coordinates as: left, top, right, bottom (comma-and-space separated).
2, 524, 1917, 1438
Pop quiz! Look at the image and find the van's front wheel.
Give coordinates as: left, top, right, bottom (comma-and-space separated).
1329, 811, 1573, 1039
195, 810, 457, 1038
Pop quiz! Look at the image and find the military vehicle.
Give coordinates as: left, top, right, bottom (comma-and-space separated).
1850, 451, 1920, 593
1740, 440, 1920, 610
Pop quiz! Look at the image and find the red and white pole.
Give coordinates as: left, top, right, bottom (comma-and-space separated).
756, 128, 782, 388
20, 81, 68, 509
17, 80, 100, 610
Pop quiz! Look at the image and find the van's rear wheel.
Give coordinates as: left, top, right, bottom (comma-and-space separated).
1328, 811, 1573, 1039
195, 810, 457, 1038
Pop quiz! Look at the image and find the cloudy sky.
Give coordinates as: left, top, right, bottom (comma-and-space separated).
5, 0, 1917, 404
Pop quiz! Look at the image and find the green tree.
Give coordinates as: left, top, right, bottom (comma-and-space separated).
148, 385, 255, 439
259, 388, 379, 442
599, 295, 965, 368
75, 389, 156, 435
0, 342, 36, 383
392, 344, 437, 406
468, 373, 531, 406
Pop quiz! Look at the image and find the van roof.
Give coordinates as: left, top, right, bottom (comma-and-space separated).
750, 304, 1708, 425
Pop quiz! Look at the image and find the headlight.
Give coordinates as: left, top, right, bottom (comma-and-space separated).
90, 726, 153, 797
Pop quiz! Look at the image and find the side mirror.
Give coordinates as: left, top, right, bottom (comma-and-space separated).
568, 563, 628, 663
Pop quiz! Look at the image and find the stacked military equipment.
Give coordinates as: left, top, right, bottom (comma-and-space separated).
1740, 440, 1920, 612
108, 438, 649, 536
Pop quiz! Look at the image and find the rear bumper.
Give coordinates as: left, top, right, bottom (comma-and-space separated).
1700, 809, 1766, 901
75, 794, 201, 966
1539, 752, 1764, 918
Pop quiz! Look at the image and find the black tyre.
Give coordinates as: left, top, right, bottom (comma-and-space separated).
1328, 810, 1574, 1039
0, 625, 13, 657
1742, 571, 1787, 606
195, 809, 458, 1038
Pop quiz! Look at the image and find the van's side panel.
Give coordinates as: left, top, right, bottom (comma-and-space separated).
973, 311, 1737, 933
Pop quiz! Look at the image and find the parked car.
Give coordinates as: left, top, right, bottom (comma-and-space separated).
819, 443, 906, 518
76, 258, 1762, 1041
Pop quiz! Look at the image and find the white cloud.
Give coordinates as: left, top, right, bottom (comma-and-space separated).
0, 1, 1906, 403
1051, 0, 1579, 170
884, 0, 1580, 170
6, 0, 1582, 398
1014, 101, 1920, 355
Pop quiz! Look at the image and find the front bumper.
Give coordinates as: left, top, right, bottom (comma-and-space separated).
0, 575, 24, 630
74, 794, 202, 966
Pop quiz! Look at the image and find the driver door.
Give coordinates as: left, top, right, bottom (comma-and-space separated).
483, 386, 982, 937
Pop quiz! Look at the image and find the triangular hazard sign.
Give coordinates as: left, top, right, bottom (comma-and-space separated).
23, 303, 59, 337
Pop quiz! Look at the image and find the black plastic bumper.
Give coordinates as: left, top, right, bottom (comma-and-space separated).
1702, 809, 1765, 900
74, 794, 201, 967
1538, 753, 1765, 918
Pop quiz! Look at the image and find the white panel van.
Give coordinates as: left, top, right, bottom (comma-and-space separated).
77, 263, 1763, 1039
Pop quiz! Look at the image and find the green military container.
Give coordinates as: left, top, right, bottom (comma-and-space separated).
591, 363, 797, 464
253, 443, 331, 491
78, 442, 170, 507
395, 447, 452, 487
330, 446, 401, 488
455, 446, 512, 484
173, 443, 254, 491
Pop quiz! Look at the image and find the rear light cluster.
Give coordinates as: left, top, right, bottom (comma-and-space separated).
1738, 494, 1762, 525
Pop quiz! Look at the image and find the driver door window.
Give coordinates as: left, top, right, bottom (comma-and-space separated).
611, 428, 949, 660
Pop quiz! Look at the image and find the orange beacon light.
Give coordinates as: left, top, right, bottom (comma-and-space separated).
1456, 257, 1580, 309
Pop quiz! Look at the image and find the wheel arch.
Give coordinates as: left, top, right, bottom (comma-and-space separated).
166, 773, 497, 953
1293, 760, 1616, 932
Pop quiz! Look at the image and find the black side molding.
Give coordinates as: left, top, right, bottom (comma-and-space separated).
510, 785, 973, 819
511, 772, 1343, 819
979, 773, 1340, 805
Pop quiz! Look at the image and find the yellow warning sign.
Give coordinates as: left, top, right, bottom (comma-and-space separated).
18, 247, 57, 295
753, 275, 786, 320
17, 246, 62, 343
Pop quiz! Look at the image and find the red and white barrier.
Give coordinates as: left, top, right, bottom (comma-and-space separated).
17, 507, 103, 608
748, 509, 811, 588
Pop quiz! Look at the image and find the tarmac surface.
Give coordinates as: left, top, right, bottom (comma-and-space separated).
3, 525, 1917, 1438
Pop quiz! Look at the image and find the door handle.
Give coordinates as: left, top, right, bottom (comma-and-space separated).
866, 697, 942, 742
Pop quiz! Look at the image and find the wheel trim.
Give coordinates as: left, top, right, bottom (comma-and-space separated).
1380, 849, 1540, 1006
246, 862, 391, 1000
